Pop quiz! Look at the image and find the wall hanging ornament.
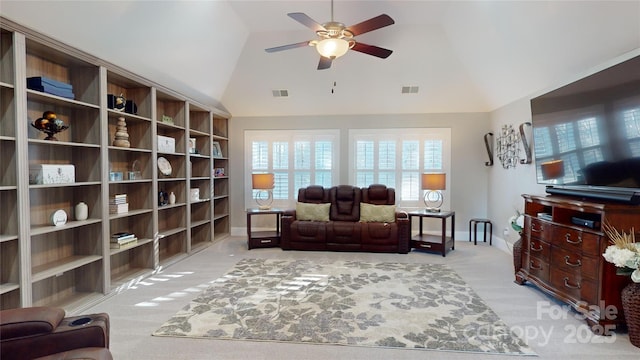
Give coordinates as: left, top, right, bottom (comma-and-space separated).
519, 122, 532, 164
484, 132, 494, 166
496, 124, 521, 169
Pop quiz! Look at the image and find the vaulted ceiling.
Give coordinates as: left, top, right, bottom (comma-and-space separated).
2, 1, 639, 118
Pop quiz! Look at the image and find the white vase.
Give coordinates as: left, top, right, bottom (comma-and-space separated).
75, 202, 88, 221
169, 192, 176, 205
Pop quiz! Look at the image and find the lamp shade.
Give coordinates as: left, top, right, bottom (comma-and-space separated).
541, 160, 564, 180
422, 173, 446, 190
316, 38, 350, 59
252, 173, 274, 190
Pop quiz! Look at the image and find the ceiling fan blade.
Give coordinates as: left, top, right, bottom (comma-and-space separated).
351, 42, 393, 59
347, 14, 394, 36
288, 12, 326, 32
317, 56, 332, 70
265, 41, 310, 53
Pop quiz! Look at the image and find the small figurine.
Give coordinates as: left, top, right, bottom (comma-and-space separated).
114, 94, 126, 112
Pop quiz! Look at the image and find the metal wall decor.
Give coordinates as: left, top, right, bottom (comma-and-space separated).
484, 132, 494, 166
519, 122, 532, 164
496, 124, 521, 169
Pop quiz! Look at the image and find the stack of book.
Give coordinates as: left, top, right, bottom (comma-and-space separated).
27, 76, 75, 99
110, 232, 137, 249
109, 193, 129, 214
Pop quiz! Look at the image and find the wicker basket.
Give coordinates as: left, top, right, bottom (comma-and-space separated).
621, 282, 640, 348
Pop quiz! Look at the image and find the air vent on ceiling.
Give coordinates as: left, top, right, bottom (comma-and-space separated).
272, 89, 289, 97
401, 86, 419, 94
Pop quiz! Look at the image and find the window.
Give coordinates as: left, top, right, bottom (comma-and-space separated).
349, 128, 451, 208
245, 130, 339, 208
533, 107, 605, 183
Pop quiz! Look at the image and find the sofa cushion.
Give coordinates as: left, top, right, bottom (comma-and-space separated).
296, 202, 330, 221
362, 184, 395, 205
330, 185, 361, 221
360, 203, 396, 223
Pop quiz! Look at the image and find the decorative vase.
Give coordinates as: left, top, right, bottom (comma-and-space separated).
75, 202, 88, 221
169, 191, 176, 205
621, 282, 640, 348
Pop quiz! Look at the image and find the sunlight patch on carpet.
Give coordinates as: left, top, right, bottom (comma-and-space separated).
152, 258, 536, 355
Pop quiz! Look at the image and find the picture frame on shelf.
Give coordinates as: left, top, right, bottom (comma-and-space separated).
189, 138, 197, 154
212, 141, 222, 158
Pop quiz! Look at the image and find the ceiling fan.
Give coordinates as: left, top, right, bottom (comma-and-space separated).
265, 0, 395, 70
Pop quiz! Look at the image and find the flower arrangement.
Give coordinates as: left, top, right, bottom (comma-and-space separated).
602, 221, 640, 283
509, 211, 524, 233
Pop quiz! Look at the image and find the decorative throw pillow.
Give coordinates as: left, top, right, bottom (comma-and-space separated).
360, 203, 396, 223
296, 202, 331, 222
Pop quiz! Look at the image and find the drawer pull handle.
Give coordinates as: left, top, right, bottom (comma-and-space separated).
530, 243, 543, 252
564, 256, 582, 267
530, 261, 542, 270
565, 233, 582, 244
564, 277, 581, 289
260, 240, 272, 243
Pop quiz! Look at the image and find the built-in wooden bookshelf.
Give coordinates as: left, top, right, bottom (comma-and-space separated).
0, 17, 231, 312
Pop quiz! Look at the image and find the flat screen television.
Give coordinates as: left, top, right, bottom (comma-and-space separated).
530, 54, 640, 204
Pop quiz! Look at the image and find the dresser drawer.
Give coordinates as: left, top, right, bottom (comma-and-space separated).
529, 218, 553, 241
529, 238, 551, 262
550, 267, 598, 305
551, 246, 600, 280
526, 252, 549, 282
554, 227, 602, 255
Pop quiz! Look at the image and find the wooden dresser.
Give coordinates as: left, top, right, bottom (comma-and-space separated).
515, 194, 639, 332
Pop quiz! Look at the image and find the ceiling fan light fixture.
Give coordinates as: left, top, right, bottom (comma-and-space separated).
316, 38, 350, 59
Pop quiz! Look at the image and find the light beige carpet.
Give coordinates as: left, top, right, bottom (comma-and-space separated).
153, 258, 536, 356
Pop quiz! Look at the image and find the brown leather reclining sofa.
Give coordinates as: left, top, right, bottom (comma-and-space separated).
281, 184, 410, 253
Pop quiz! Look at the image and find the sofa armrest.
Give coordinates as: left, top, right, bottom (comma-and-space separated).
281, 213, 295, 249
0, 307, 65, 340
395, 216, 410, 254
395, 210, 408, 220
0, 310, 110, 360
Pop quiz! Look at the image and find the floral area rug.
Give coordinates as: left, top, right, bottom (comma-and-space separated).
152, 258, 536, 355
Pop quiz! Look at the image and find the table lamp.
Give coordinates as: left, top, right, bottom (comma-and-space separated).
422, 172, 446, 212
541, 159, 565, 180
252, 173, 274, 210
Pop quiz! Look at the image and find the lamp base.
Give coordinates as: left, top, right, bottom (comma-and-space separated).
258, 205, 271, 210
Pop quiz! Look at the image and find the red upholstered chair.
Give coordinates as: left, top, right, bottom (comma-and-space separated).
0, 307, 112, 360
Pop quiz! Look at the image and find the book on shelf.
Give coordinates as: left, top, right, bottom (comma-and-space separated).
111, 232, 136, 242
109, 194, 127, 204
110, 238, 138, 249
109, 203, 129, 214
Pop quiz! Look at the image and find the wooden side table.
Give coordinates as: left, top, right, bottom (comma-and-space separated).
246, 208, 283, 249
408, 210, 455, 257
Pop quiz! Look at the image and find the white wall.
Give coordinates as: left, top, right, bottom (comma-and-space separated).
487, 99, 547, 252
229, 113, 491, 235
